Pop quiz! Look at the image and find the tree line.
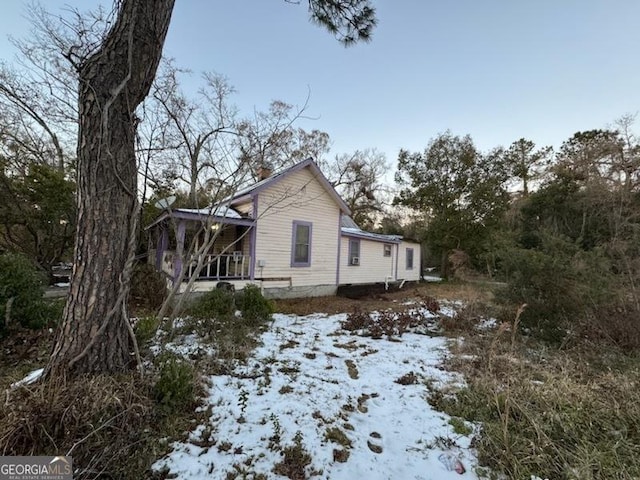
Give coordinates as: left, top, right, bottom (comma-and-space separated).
392, 119, 639, 347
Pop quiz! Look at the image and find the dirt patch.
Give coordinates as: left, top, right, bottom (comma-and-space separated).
333, 448, 350, 462
367, 440, 383, 454
395, 372, 419, 385
345, 359, 359, 379
272, 282, 494, 316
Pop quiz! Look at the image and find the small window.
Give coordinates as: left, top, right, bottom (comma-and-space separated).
291, 221, 312, 267
383, 244, 392, 257
406, 248, 414, 270
348, 239, 360, 266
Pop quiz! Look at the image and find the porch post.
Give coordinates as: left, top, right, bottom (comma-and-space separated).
336, 212, 342, 285
174, 220, 186, 281
249, 195, 258, 280
395, 243, 399, 280
156, 225, 168, 269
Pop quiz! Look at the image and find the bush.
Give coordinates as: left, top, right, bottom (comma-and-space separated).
134, 315, 160, 346
153, 353, 196, 413
236, 284, 273, 324
188, 287, 236, 319
496, 231, 633, 346
496, 235, 583, 343
0, 253, 50, 331
130, 262, 167, 313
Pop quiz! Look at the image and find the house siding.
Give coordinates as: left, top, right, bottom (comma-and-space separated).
397, 240, 421, 281
338, 236, 395, 285
253, 167, 340, 288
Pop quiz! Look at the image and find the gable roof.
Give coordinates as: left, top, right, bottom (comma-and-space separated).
228, 158, 351, 215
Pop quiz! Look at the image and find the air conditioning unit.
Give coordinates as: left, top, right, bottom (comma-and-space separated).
351, 256, 360, 265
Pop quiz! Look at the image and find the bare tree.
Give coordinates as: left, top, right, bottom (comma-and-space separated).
329, 148, 389, 229
237, 99, 332, 180
149, 61, 241, 205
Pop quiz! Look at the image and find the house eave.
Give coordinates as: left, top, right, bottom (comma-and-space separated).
340, 229, 402, 244
145, 210, 255, 230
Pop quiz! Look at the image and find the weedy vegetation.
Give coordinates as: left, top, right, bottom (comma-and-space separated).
0, 284, 274, 478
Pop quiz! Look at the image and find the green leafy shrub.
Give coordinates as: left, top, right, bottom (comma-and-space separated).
134, 315, 160, 346
41, 298, 65, 325
188, 288, 235, 319
236, 284, 273, 324
496, 236, 581, 343
0, 253, 49, 331
153, 353, 196, 413
496, 231, 625, 345
130, 262, 167, 313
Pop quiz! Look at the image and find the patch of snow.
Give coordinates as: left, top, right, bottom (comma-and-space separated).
53, 282, 70, 287
11, 368, 44, 388
149, 333, 216, 359
422, 275, 443, 282
477, 317, 497, 330
176, 205, 242, 219
154, 311, 481, 479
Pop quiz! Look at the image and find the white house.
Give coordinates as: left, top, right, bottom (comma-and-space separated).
147, 158, 421, 298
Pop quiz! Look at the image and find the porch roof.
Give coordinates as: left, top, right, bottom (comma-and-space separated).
145, 205, 255, 229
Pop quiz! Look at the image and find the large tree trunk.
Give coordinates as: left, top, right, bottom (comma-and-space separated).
46, 0, 175, 378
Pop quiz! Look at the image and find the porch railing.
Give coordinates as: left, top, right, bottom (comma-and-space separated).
186, 253, 251, 280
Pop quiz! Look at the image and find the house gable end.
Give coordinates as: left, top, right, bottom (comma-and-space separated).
229, 158, 351, 216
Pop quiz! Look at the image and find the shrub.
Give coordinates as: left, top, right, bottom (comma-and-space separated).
237, 284, 273, 324
0, 253, 49, 331
496, 238, 580, 344
188, 287, 235, 319
134, 315, 160, 346
130, 262, 167, 313
153, 353, 196, 413
341, 308, 372, 331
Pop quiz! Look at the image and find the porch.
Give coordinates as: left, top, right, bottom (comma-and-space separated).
147, 206, 256, 283
158, 251, 251, 280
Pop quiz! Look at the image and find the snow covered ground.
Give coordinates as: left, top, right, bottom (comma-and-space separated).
154, 309, 480, 479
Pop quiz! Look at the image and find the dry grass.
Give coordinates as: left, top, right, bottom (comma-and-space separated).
273, 431, 313, 480
272, 281, 494, 317
432, 303, 640, 480
438, 300, 493, 334
0, 373, 200, 479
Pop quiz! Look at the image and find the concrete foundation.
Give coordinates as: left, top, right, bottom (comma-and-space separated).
261, 284, 337, 299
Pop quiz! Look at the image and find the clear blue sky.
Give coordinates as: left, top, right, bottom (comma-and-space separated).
1, 0, 639, 169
